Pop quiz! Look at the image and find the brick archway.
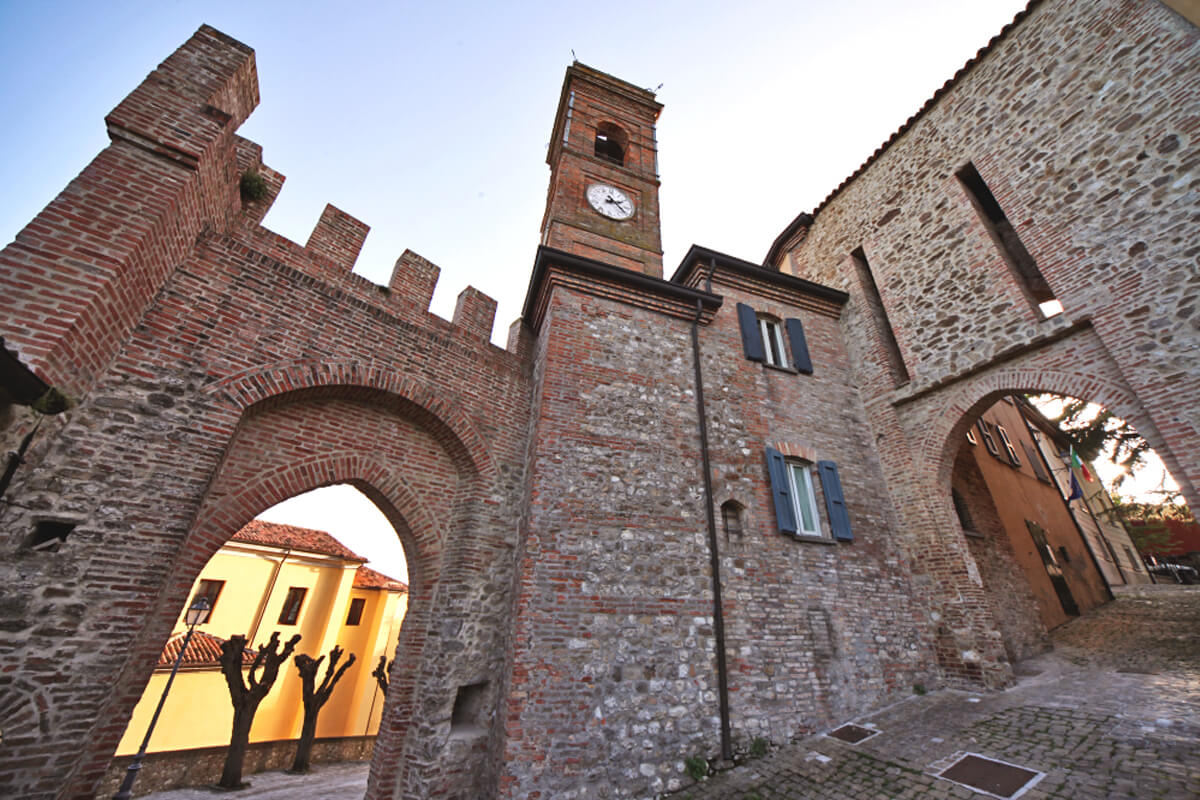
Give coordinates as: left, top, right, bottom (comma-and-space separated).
919, 366, 1148, 493
96, 384, 487, 799
207, 360, 499, 484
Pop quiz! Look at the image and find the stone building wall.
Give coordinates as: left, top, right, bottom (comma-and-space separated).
773, 0, 1199, 685
499, 283, 720, 799
689, 258, 937, 741
2, 3, 1197, 799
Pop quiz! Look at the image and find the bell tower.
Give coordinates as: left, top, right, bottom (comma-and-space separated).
541, 63, 664, 278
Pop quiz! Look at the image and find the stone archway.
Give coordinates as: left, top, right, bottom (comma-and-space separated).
903, 346, 1176, 667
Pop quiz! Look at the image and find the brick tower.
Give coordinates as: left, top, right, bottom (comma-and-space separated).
540, 63, 664, 277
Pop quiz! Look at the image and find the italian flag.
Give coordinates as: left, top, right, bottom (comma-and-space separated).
1069, 445, 1095, 482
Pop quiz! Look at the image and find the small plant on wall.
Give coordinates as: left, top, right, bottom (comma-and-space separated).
685, 755, 708, 781
239, 170, 269, 203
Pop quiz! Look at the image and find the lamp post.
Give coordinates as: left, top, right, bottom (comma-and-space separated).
113, 596, 212, 800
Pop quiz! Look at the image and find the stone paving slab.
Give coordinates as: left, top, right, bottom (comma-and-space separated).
137, 762, 367, 799
667, 585, 1200, 800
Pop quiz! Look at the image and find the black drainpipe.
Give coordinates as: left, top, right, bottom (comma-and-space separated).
691, 258, 732, 761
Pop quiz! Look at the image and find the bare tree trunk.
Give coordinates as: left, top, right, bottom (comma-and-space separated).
218, 632, 301, 789
291, 709, 321, 773
289, 645, 356, 774
220, 708, 254, 788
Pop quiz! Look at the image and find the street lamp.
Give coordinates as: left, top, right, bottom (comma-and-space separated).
113, 596, 212, 800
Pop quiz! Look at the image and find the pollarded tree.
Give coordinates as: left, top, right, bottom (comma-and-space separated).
289, 645, 357, 773
372, 655, 391, 695
218, 631, 302, 788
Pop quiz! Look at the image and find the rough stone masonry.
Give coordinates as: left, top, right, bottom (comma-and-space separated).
0, 1, 1196, 799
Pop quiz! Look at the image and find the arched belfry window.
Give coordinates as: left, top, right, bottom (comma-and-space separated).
594, 122, 628, 165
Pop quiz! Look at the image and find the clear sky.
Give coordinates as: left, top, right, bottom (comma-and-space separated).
2, 1, 1046, 581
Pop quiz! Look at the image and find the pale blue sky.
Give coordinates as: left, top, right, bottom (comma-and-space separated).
1, 0, 1034, 580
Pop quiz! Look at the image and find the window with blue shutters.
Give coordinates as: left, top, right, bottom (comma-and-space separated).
765, 448, 843, 541
737, 303, 814, 374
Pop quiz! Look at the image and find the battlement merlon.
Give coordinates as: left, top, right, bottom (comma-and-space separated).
306, 204, 370, 272
0, 25, 260, 398
106, 25, 259, 170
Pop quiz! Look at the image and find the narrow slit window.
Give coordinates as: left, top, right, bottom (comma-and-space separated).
346, 597, 366, 626
957, 163, 1061, 319
850, 248, 910, 386
721, 500, 744, 541
952, 489, 979, 537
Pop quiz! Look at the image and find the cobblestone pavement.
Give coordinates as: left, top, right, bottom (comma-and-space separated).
666, 585, 1200, 800
141, 586, 1198, 799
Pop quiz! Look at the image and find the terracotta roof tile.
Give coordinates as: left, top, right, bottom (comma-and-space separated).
353, 565, 408, 592
232, 519, 366, 562
159, 630, 256, 669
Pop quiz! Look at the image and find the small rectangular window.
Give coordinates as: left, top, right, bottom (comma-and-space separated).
995, 425, 1021, 466
192, 579, 225, 617
277, 587, 308, 625
346, 597, 366, 626
976, 420, 1000, 457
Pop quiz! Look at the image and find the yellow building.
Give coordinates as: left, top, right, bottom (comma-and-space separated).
116, 520, 408, 756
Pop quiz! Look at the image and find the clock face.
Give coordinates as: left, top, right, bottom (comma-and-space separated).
586, 183, 635, 220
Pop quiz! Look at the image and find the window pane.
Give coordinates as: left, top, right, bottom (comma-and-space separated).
346, 597, 366, 626
759, 319, 785, 367
278, 587, 307, 625
790, 464, 817, 533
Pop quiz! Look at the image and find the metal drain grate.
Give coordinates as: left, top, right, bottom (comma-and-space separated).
827, 723, 878, 744
938, 753, 1044, 798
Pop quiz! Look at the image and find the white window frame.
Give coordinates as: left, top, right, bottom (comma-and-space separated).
758, 317, 787, 368
995, 425, 1021, 466
786, 461, 822, 537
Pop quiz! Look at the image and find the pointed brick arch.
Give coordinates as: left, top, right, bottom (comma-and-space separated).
207, 359, 499, 484
188, 451, 444, 581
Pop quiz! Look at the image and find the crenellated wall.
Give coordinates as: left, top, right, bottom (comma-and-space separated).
0, 25, 530, 800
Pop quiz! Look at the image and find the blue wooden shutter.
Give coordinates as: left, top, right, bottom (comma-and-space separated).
784, 317, 813, 374
737, 303, 765, 362
765, 447, 796, 534
816, 460, 853, 541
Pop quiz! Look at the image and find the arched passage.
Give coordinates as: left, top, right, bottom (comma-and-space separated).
103, 383, 498, 799
920, 373, 1163, 664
